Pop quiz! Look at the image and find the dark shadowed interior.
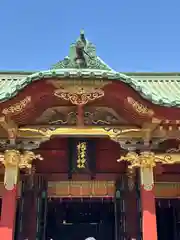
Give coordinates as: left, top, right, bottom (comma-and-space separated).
46, 197, 115, 240
156, 199, 180, 240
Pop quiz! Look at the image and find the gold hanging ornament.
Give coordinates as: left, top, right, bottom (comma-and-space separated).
0, 150, 43, 190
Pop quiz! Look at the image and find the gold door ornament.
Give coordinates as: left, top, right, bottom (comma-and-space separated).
118, 151, 178, 191
0, 150, 43, 190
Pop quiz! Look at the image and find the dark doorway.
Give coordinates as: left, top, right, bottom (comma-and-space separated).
46, 197, 115, 240
156, 199, 180, 240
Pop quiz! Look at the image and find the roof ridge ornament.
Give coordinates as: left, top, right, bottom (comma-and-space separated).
74, 30, 89, 68
51, 31, 113, 71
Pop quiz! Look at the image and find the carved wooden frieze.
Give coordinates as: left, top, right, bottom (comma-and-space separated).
84, 107, 127, 125
35, 106, 127, 126
35, 107, 77, 125
48, 181, 115, 197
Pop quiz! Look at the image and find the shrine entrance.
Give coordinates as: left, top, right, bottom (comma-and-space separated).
156, 199, 180, 240
46, 197, 115, 240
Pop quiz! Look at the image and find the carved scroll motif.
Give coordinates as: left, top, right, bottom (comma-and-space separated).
48, 80, 108, 105
127, 97, 154, 117
118, 151, 179, 191
167, 144, 180, 153
54, 87, 104, 105
0, 149, 43, 190
84, 110, 122, 125
49, 112, 77, 125
2, 96, 31, 115
35, 107, 77, 125
119, 152, 173, 169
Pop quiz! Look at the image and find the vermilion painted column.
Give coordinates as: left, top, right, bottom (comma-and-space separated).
77, 104, 84, 126
0, 150, 19, 240
140, 167, 157, 240
0, 185, 17, 240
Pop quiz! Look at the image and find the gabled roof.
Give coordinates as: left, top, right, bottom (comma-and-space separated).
0, 32, 180, 107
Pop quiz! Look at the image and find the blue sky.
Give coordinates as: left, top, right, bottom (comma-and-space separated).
0, 0, 180, 72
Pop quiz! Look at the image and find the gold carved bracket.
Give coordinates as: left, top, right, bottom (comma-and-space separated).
119, 151, 180, 191
48, 79, 110, 105
0, 149, 43, 190
119, 152, 180, 169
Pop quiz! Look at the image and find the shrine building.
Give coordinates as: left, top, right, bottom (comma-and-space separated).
0, 31, 180, 240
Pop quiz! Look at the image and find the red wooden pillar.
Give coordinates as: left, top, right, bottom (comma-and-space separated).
0, 185, 17, 240
140, 167, 157, 240
77, 104, 84, 126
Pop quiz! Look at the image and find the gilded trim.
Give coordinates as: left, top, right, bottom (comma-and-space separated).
127, 97, 154, 117
2, 96, 31, 115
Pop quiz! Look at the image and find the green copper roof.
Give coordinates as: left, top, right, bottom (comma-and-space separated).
0, 31, 180, 107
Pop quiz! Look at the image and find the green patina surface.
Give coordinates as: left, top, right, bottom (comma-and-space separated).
0, 32, 180, 107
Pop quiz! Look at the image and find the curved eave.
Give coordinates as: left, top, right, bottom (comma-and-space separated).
1, 69, 180, 107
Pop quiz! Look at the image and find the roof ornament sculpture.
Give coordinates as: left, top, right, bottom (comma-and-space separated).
51, 30, 113, 71
74, 30, 90, 68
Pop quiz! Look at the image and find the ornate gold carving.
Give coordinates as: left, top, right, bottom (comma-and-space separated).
119, 151, 180, 191
127, 97, 154, 117
104, 127, 141, 142
48, 79, 108, 105
77, 142, 87, 168
119, 151, 174, 169
118, 152, 156, 190
0, 149, 43, 190
19, 126, 141, 140
2, 96, 31, 115
54, 87, 104, 105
